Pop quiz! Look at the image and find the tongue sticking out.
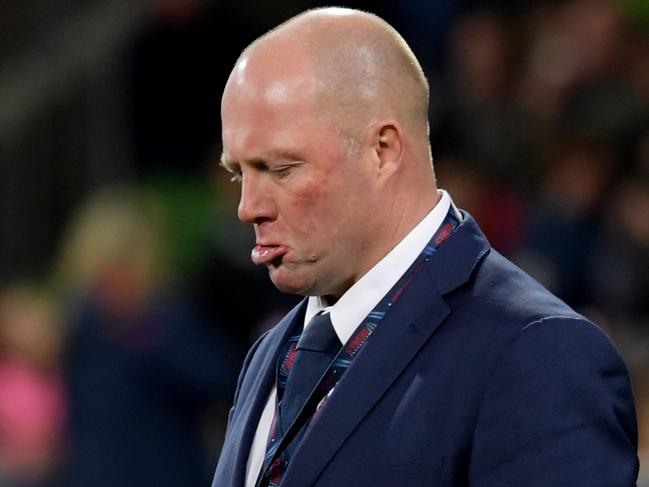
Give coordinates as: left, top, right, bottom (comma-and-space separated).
251, 245, 288, 265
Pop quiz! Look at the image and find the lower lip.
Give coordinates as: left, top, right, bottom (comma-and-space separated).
251, 245, 288, 265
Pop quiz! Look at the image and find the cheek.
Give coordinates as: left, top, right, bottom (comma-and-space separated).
285, 178, 339, 239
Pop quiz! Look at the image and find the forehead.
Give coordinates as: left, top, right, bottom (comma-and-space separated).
222, 77, 316, 128
221, 71, 340, 160
222, 100, 324, 161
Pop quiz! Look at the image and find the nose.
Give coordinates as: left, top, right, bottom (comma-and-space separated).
237, 173, 276, 224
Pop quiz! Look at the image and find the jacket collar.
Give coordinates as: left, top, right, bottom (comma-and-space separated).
226, 299, 308, 486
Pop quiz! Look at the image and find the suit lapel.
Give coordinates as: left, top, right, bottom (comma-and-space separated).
228, 300, 308, 486
280, 213, 490, 487
280, 268, 448, 486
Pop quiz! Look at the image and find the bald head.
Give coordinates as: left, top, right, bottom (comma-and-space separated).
225, 7, 431, 154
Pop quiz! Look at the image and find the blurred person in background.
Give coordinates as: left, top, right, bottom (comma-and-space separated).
55, 186, 241, 487
431, 8, 529, 256
0, 285, 66, 487
591, 176, 649, 328
515, 138, 615, 309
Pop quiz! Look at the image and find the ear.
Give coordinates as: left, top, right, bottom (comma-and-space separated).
371, 120, 404, 179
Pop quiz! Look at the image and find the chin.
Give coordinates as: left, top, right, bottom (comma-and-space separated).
268, 268, 315, 296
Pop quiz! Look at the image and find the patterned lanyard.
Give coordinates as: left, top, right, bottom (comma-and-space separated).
258, 205, 462, 487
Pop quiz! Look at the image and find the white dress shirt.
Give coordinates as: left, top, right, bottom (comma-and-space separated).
245, 190, 454, 487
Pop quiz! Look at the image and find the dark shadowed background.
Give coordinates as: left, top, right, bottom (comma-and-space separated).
1, 0, 648, 485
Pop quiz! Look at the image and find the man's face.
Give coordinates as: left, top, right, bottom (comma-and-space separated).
221, 63, 380, 298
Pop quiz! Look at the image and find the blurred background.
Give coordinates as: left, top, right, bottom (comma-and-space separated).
0, 0, 647, 485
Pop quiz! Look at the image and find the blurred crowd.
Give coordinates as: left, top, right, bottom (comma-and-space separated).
1, 0, 648, 485
0, 182, 297, 486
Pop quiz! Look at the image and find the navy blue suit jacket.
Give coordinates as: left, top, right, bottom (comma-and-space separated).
213, 213, 638, 486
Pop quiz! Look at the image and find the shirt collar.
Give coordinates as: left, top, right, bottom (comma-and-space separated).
305, 189, 454, 344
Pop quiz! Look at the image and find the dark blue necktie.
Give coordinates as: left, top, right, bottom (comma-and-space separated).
279, 311, 342, 440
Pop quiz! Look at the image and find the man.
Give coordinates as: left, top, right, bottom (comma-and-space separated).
213, 8, 638, 487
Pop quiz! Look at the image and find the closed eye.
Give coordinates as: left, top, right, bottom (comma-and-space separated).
270, 161, 304, 179
271, 165, 293, 177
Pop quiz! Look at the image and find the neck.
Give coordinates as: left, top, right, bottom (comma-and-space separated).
321, 186, 441, 303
